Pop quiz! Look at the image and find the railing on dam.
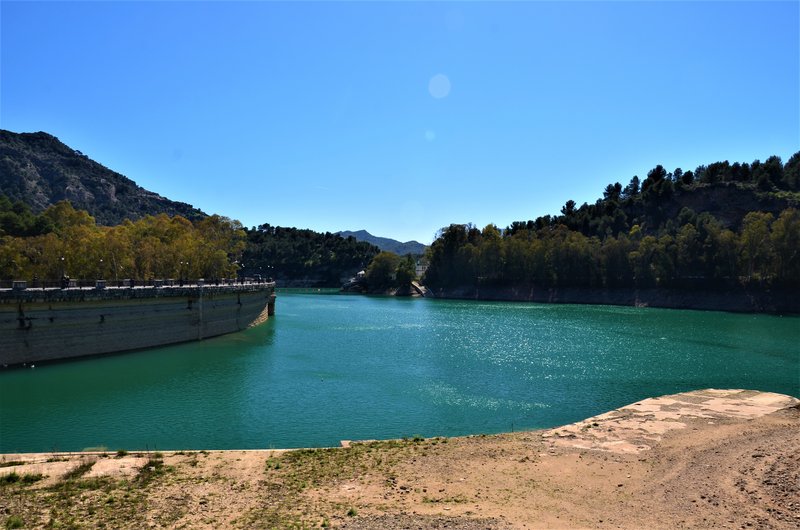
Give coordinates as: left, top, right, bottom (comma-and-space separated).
0, 278, 274, 291
0, 279, 277, 305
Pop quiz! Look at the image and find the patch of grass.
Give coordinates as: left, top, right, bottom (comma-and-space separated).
115, 449, 128, 458
36, 474, 146, 529
4, 515, 23, 529
346, 507, 358, 517
136, 457, 167, 485
51, 475, 111, 492
246, 440, 418, 528
0, 472, 40, 486
0, 472, 20, 485
279, 446, 379, 490
0, 461, 25, 468
20, 473, 44, 484
62, 460, 95, 480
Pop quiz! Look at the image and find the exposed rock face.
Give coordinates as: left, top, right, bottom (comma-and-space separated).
0, 130, 205, 225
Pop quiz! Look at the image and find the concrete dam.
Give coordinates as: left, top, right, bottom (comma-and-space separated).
0, 281, 276, 366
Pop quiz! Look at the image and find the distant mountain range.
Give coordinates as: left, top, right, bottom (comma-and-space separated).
337, 230, 426, 255
0, 130, 205, 225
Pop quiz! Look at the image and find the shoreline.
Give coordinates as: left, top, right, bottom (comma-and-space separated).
428, 285, 800, 314
2, 389, 798, 529
0, 388, 800, 456
3, 388, 797, 458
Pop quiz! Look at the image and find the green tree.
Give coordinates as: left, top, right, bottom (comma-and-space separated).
675, 224, 702, 279
739, 212, 774, 281
770, 208, 800, 285
365, 251, 401, 289
600, 235, 633, 287
783, 152, 800, 190
478, 224, 505, 282
629, 235, 658, 287
395, 255, 417, 287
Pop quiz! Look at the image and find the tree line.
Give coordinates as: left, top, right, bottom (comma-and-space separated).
0, 196, 381, 286
423, 153, 800, 291
1, 199, 246, 282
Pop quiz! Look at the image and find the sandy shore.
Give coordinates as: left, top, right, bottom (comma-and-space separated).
1, 389, 798, 529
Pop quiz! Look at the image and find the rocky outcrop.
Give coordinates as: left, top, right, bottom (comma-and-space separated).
0, 130, 205, 225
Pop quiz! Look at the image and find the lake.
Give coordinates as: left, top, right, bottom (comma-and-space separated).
1, 292, 798, 453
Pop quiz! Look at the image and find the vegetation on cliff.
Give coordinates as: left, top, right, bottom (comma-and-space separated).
423, 153, 800, 292
0, 194, 54, 238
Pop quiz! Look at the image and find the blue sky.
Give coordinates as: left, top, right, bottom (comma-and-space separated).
2, 1, 798, 244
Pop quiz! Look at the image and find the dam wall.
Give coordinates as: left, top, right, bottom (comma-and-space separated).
0, 283, 276, 366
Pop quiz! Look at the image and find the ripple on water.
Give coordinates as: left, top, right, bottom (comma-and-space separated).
0, 294, 797, 452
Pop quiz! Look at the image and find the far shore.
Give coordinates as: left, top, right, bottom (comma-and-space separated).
428, 285, 800, 314
335, 280, 800, 314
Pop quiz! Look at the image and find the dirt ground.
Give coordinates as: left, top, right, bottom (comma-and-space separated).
1, 389, 798, 529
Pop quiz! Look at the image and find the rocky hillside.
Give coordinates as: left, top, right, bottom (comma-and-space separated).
337, 230, 426, 255
0, 130, 205, 225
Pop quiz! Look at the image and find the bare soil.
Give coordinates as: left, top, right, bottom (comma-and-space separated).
1, 389, 797, 529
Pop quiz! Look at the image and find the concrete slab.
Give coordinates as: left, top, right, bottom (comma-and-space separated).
542, 389, 799, 454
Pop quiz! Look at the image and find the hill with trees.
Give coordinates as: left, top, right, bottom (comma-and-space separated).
0, 130, 382, 286
0, 195, 381, 287
420, 152, 800, 311
0, 129, 205, 225
242, 225, 379, 287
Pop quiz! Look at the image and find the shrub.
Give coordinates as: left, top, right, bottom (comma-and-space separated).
5, 515, 23, 529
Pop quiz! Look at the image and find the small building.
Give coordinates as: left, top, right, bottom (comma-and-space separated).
415, 261, 428, 278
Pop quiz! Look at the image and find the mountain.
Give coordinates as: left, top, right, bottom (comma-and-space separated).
337, 230, 426, 255
0, 130, 205, 225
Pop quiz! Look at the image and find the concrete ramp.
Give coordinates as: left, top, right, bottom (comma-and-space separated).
542, 389, 799, 454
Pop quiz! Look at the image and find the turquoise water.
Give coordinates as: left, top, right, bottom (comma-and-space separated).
1, 293, 798, 452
